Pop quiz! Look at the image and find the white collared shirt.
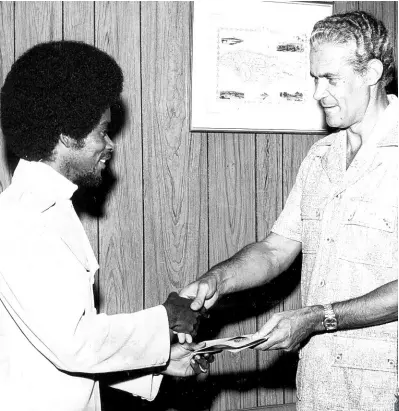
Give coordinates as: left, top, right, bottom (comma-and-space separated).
0, 160, 170, 411
272, 95, 398, 410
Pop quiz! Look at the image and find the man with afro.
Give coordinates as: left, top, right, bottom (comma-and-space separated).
0, 40, 210, 411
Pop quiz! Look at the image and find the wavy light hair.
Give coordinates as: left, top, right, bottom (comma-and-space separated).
310, 11, 394, 87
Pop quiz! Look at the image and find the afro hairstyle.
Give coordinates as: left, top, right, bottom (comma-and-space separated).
0, 40, 123, 161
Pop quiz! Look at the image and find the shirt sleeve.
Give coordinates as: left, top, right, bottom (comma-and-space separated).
0, 213, 170, 376
271, 146, 316, 242
110, 374, 164, 402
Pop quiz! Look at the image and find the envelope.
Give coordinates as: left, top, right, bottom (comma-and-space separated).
194, 334, 267, 354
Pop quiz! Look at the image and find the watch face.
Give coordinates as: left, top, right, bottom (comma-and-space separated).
324, 318, 338, 330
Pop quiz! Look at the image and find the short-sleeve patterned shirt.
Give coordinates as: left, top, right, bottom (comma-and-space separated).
271, 95, 398, 411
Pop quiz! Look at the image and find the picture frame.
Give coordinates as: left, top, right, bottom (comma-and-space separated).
190, 1, 333, 133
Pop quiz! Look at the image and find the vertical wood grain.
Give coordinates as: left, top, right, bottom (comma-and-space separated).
256, 134, 283, 239
64, 2, 94, 43
256, 133, 285, 407
0, 1, 14, 192
359, 1, 394, 25
14, 2, 62, 56
95, 1, 144, 315
208, 133, 257, 411
333, 1, 359, 14
141, 1, 208, 310
141, 5, 208, 409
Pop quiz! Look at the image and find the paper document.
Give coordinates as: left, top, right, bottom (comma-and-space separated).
194, 334, 267, 354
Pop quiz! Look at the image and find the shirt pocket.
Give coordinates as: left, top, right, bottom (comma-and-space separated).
338, 201, 395, 268
332, 335, 397, 409
332, 335, 397, 373
300, 195, 325, 254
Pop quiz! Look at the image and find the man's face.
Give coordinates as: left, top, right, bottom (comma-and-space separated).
65, 108, 114, 187
310, 42, 370, 129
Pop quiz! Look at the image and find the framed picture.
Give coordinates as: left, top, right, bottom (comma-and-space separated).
190, 1, 333, 133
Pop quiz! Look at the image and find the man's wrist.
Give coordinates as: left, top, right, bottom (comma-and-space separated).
321, 303, 338, 331
208, 267, 229, 295
308, 305, 326, 333
200, 270, 225, 296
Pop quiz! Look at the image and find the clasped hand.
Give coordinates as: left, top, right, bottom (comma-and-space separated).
162, 292, 208, 339
164, 342, 214, 377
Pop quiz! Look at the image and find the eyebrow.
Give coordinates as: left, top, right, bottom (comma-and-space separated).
310, 71, 338, 79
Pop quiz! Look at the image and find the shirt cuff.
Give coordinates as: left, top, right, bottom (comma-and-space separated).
109, 373, 164, 401
271, 223, 302, 244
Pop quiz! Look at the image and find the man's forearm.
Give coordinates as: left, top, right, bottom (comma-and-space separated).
311, 280, 398, 333
252, 280, 398, 353
202, 239, 292, 297
333, 280, 398, 329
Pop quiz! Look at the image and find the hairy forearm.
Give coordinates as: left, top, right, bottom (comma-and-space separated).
333, 280, 398, 329
311, 280, 398, 333
201, 238, 296, 296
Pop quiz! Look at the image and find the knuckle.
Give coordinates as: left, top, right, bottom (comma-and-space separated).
282, 342, 293, 352
198, 280, 207, 289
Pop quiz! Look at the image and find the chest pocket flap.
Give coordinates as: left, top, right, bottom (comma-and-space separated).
346, 202, 395, 232
339, 201, 396, 267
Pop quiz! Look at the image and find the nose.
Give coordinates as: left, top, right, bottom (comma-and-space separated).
105, 134, 115, 151
313, 78, 328, 101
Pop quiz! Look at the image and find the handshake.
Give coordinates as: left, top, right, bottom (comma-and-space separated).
162, 292, 209, 337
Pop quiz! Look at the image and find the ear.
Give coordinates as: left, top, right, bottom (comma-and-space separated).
365, 59, 384, 86
59, 133, 74, 149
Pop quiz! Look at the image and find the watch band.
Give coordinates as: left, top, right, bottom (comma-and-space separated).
322, 303, 338, 331
323, 303, 335, 317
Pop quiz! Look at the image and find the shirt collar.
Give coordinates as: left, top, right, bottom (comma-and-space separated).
376, 94, 397, 147
12, 159, 78, 212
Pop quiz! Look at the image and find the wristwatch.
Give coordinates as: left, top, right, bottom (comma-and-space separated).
322, 303, 338, 331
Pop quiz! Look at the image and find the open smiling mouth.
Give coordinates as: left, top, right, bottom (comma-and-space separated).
98, 155, 112, 168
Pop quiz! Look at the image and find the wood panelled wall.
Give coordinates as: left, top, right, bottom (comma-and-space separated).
0, 2, 397, 411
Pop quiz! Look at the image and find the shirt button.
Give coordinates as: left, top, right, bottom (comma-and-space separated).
327, 237, 334, 243
319, 279, 326, 287
383, 219, 391, 229
335, 194, 341, 199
